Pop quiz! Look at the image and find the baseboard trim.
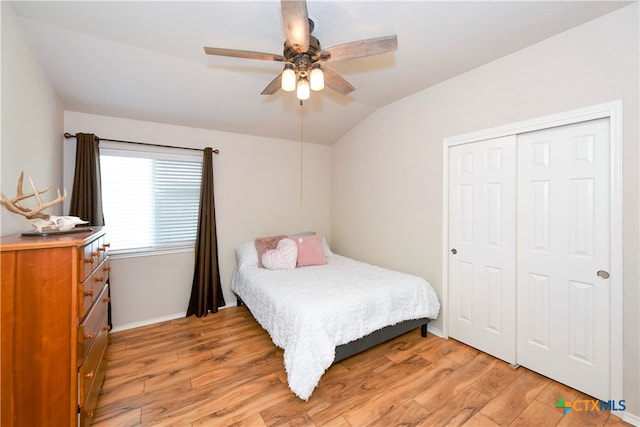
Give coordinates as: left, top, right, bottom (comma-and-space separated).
110, 312, 186, 333
110, 304, 236, 333
427, 324, 444, 338
619, 411, 640, 426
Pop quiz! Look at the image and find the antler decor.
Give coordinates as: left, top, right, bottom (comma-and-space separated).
0, 172, 87, 232
1, 171, 64, 219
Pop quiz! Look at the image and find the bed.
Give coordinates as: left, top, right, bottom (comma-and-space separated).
230, 236, 440, 400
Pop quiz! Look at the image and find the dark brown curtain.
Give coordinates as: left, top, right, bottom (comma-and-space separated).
69, 133, 105, 225
187, 147, 225, 317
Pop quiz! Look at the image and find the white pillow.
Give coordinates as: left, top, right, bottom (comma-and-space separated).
262, 238, 298, 270
235, 241, 258, 270
322, 236, 333, 257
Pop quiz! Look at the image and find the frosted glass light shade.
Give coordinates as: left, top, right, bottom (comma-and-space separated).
310, 64, 324, 91
296, 77, 310, 100
281, 65, 296, 92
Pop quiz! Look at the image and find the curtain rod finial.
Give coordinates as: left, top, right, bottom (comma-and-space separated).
64, 132, 73, 139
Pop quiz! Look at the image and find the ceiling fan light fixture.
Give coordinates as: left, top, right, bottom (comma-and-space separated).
281, 64, 296, 92
310, 64, 324, 91
296, 77, 310, 100
203, 2, 398, 99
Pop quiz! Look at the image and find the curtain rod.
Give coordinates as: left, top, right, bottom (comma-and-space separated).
63, 132, 219, 154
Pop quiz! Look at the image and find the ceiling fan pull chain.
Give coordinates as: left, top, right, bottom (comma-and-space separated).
299, 101, 304, 229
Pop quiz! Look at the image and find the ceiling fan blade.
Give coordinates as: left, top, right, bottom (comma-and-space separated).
322, 66, 355, 95
281, 0, 309, 53
204, 47, 286, 62
322, 35, 398, 62
261, 73, 282, 95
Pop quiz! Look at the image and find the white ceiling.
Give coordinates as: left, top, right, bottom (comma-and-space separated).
10, 1, 632, 145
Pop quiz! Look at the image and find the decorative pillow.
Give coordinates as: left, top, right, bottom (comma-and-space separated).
235, 241, 258, 271
261, 238, 298, 270
289, 232, 333, 257
292, 233, 328, 267
254, 235, 287, 268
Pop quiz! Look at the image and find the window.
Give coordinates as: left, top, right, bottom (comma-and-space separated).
100, 146, 202, 253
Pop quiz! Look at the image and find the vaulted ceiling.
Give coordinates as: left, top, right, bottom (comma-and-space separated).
10, 1, 632, 144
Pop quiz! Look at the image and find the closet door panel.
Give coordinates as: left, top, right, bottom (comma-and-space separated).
517, 118, 610, 401
448, 136, 517, 364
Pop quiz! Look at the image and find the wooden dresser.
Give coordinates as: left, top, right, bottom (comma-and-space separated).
1, 227, 111, 427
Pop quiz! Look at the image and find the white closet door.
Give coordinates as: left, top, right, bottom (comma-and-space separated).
448, 136, 517, 364
517, 118, 610, 400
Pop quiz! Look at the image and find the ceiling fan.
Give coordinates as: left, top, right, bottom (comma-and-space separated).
203, 0, 398, 100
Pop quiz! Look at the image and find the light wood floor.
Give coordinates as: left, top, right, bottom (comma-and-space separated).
94, 306, 630, 427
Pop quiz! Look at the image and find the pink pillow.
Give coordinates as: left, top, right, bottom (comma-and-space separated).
262, 238, 298, 270
254, 235, 287, 268
292, 234, 327, 267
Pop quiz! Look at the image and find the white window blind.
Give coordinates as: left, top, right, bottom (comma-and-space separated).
100, 147, 202, 253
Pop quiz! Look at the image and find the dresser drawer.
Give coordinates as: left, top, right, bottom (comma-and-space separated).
81, 237, 110, 283
78, 284, 110, 366
78, 333, 108, 427
81, 240, 101, 282
96, 237, 110, 266
78, 258, 110, 320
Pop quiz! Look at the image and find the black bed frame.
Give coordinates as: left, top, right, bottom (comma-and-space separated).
236, 296, 429, 363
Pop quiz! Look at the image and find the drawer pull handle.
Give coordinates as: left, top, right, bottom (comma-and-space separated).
105, 266, 112, 272
85, 370, 94, 379
85, 257, 94, 264
103, 297, 111, 303
86, 410, 94, 417
84, 333, 94, 340
104, 243, 111, 248
92, 251, 100, 257
95, 276, 104, 283
103, 325, 112, 332
84, 290, 94, 297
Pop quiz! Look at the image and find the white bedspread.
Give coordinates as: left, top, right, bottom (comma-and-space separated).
230, 254, 440, 400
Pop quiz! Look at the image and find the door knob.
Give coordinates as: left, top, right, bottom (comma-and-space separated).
597, 270, 609, 279
451, 248, 457, 255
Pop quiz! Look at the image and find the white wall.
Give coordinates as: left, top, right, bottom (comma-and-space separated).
331, 4, 639, 420
63, 111, 331, 330
1, 3, 64, 236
